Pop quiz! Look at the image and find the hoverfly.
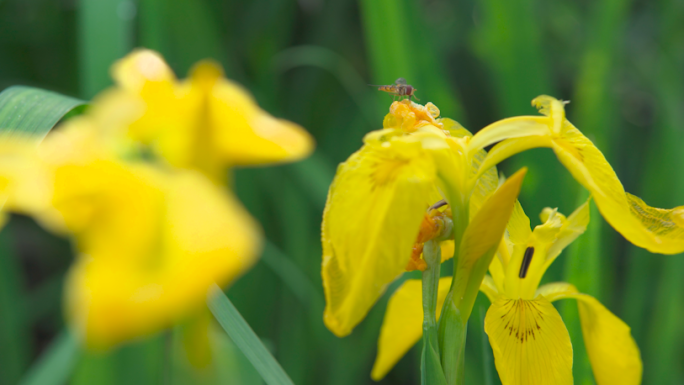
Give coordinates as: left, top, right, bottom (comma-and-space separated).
370, 78, 419, 101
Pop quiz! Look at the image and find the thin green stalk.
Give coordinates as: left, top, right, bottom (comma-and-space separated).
207, 284, 294, 385
78, 0, 133, 99
561, 194, 601, 384
421, 240, 447, 385
438, 201, 469, 385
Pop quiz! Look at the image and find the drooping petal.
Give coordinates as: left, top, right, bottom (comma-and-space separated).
470, 94, 684, 254
537, 283, 642, 385
485, 295, 573, 385
371, 277, 452, 380
65, 168, 260, 349
322, 137, 439, 337
551, 124, 684, 254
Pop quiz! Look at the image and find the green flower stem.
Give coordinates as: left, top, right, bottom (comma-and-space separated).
421, 240, 448, 385
422, 240, 441, 332
438, 200, 469, 385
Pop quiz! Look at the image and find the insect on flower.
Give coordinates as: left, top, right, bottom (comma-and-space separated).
370, 78, 419, 101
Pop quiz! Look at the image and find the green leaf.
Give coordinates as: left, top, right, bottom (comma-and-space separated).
18, 332, 80, 385
0, 86, 85, 138
207, 284, 294, 385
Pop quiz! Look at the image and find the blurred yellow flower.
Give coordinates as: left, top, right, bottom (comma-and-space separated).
109, 49, 314, 182
321, 100, 500, 337
0, 49, 315, 351
468, 95, 684, 254
0, 120, 260, 350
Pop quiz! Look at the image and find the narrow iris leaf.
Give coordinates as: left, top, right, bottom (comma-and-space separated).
0, 86, 85, 138
207, 284, 294, 385
18, 332, 80, 385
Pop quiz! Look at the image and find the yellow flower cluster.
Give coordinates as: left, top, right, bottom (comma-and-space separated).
0, 50, 313, 350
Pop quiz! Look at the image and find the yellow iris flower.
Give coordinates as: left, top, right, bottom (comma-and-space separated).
371, 200, 642, 385
321, 100, 502, 337
0, 50, 314, 351
108, 49, 314, 183
468, 95, 684, 255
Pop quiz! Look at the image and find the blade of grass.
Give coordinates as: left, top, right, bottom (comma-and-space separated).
641, 3, 684, 382
0, 224, 30, 385
0, 86, 85, 138
260, 240, 323, 310
566, 8, 631, 384
18, 332, 79, 385
207, 284, 294, 385
78, 0, 134, 99
561, 195, 601, 385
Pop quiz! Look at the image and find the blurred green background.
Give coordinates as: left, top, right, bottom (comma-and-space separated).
1, 0, 683, 384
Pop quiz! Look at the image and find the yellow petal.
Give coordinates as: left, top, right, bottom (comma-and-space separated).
468, 116, 550, 154
552, 126, 684, 253
180, 308, 214, 368
489, 242, 508, 291
485, 295, 573, 385
479, 275, 498, 303
537, 283, 642, 385
64, 168, 260, 349
507, 201, 532, 245
475, 135, 552, 181
0, 136, 53, 215
371, 277, 452, 380
459, 169, 526, 270
545, 199, 590, 262
451, 169, 526, 313
112, 49, 176, 92
502, 202, 589, 299
322, 137, 438, 337
193, 62, 315, 167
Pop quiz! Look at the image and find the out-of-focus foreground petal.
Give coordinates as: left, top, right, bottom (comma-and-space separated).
538, 283, 642, 385
371, 277, 452, 380
65, 166, 260, 349
321, 137, 438, 337
110, 50, 314, 179
0, 121, 261, 349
